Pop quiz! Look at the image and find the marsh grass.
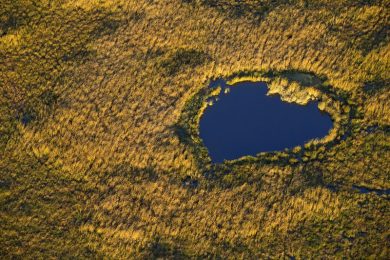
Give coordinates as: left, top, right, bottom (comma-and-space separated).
1, 0, 389, 258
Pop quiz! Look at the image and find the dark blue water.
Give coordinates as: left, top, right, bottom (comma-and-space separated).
199, 80, 333, 163
352, 185, 390, 196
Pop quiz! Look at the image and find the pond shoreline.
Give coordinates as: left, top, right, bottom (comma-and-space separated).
176, 70, 355, 171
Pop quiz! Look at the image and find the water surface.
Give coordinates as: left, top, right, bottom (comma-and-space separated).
199, 80, 333, 163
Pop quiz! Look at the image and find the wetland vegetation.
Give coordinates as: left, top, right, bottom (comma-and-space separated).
1, 0, 389, 258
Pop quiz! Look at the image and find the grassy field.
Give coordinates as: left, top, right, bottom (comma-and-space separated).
1, 0, 389, 258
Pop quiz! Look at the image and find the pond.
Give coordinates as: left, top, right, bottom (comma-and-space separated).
199, 80, 333, 163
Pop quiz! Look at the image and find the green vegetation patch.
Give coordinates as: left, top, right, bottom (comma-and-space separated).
177, 70, 355, 180
159, 48, 211, 75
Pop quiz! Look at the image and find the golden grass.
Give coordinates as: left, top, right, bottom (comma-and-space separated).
1, 0, 389, 258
